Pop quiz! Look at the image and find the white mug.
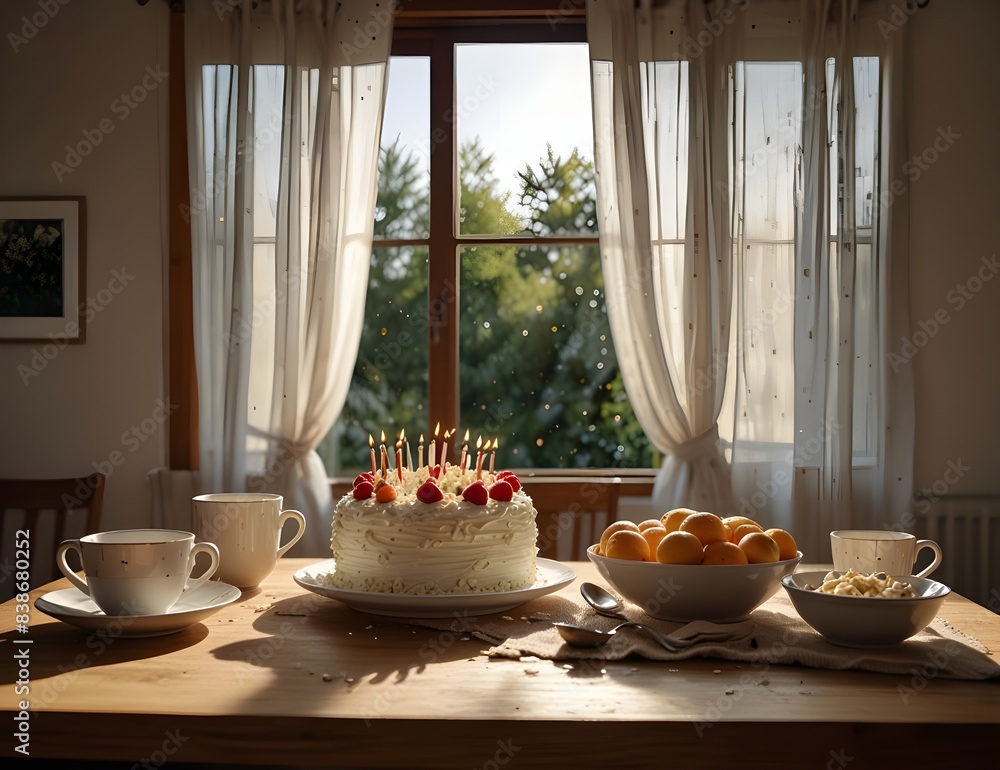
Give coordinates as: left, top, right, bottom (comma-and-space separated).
191, 493, 306, 589
56, 529, 220, 616
830, 530, 943, 578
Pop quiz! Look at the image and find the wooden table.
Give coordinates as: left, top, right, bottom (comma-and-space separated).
3, 560, 999, 768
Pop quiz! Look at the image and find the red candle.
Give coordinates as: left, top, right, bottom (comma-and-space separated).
380, 429, 387, 478
396, 440, 403, 482
369, 434, 376, 476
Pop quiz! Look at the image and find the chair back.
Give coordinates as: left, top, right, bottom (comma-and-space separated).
0, 472, 106, 600
531, 476, 622, 561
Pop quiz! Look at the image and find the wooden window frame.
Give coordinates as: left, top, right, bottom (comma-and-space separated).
167, 2, 655, 500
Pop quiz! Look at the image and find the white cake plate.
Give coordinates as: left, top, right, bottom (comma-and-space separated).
293, 558, 575, 618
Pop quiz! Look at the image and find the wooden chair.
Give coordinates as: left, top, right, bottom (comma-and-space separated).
529, 475, 624, 561
0, 472, 106, 600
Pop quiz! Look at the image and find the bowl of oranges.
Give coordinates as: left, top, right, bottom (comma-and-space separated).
587, 509, 802, 622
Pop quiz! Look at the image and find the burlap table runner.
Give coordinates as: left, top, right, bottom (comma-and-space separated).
406, 589, 1000, 680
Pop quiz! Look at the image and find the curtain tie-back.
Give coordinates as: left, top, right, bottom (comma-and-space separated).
670, 425, 721, 463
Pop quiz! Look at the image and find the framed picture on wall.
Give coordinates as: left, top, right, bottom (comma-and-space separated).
0, 196, 86, 344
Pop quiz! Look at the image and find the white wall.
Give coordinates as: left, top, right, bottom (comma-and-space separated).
0, 0, 170, 530
906, 0, 1000, 497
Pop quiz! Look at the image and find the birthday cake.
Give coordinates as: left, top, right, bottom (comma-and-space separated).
326, 458, 538, 595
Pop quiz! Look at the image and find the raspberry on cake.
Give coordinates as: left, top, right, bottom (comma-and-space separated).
325, 462, 538, 595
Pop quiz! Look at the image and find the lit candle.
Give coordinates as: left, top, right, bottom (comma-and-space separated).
369, 434, 376, 476
403, 428, 412, 471
489, 437, 497, 475
429, 422, 440, 467
396, 439, 403, 482
380, 430, 387, 478
459, 428, 470, 471
475, 435, 485, 480
418, 434, 425, 469
441, 429, 452, 469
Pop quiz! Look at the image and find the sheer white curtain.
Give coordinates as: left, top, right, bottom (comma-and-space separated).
588, 0, 912, 551
184, 0, 392, 554
588, 0, 738, 515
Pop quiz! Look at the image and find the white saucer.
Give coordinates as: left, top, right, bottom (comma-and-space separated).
34, 581, 242, 637
294, 558, 576, 618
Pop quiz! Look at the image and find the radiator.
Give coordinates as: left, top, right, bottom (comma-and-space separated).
916, 496, 1000, 614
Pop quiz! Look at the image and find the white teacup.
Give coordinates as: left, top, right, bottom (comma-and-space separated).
56, 529, 220, 616
191, 493, 306, 589
830, 530, 943, 578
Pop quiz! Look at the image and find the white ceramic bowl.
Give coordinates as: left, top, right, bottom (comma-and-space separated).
587, 545, 802, 622
781, 570, 951, 648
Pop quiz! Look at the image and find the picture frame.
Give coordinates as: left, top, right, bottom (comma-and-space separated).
0, 196, 86, 344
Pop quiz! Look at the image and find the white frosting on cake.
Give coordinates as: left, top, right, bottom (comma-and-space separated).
325, 466, 538, 594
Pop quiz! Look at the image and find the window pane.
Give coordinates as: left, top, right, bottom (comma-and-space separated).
456, 44, 595, 236
317, 246, 429, 474
375, 57, 430, 239
740, 62, 801, 242
459, 244, 651, 468
853, 242, 877, 456
854, 58, 880, 228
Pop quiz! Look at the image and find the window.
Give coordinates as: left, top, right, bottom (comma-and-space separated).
317, 27, 653, 476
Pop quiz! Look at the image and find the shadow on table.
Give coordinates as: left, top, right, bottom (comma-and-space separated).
0, 620, 208, 685
209, 590, 486, 693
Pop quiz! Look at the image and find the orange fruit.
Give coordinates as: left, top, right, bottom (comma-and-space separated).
765, 528, 798, 561
679, 512, 728, 547
599, 520, 640, 553
605, 530, 650, 561
738, 532, 780, 564
640, 526, 668, 558
731, 523, 764, 544
702, 540, 749, 565
723, 515, 760, 531
638, 518, 663, 532
660, 507, 695, 533
655, 531, 704, 565
723, 523, 734, 543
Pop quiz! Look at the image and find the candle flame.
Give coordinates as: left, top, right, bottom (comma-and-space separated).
419, 434, 424, 444
380, 429, 386, 443
463, 428, 470, 442
399, 428, 406, 440
476, 435, 483, 450
396, 438, 402, 449
493, 437, 498, 450
434, 421, 440, 437
369, 434, 375, 448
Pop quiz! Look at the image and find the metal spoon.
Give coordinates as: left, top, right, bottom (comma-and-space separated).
580, 582, 627, 619
554, 620, 681, 651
